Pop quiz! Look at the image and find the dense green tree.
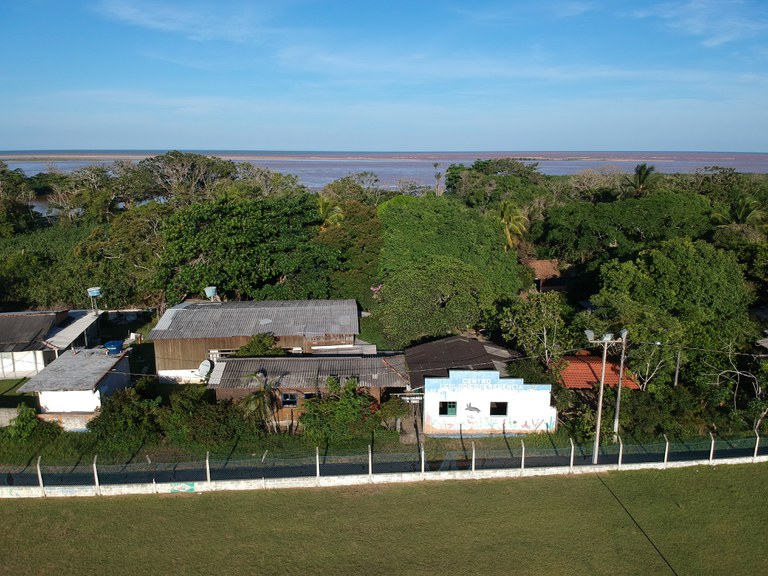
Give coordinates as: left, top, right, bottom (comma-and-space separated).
300, 378, 379, 444
0, 161, 36, 237
233, 333, 286, 357
589, 238, 755, 402
74, 202, 172, 307
537, 191, 712, 264
137, 151, 237, 207
499, 291, 573, 365
320, 172, 393, 206
377, 195, 525, 301
316, 200, 383, 309
375, 256, 494, 348
157, 195, 337, 304
445, 158, 544, 212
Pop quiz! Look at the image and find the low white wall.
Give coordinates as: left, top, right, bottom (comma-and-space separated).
40, 390, 101, 413
0, 350, 50, 379
2, 454, 766, 499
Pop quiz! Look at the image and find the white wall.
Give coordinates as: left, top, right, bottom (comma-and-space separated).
423, 370, 557, 435
0, 350, 54, 379
39, 390, 101, 413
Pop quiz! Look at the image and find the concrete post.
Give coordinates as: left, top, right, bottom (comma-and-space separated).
569, 438, 575, 472
709, 432, 715, 463
754, 430, 760, 460
592, 339, 610, 464
617, 436, 623, 469
471, 442, 476, 474
93, 455, 100, 496
36, 456, 45, 497
521, 439, 526, 472
663, 434, 670, 467
316, 446, 320, 481
206, 451, 211, 483
420, 443, 425, 478
368, 445, 372, 478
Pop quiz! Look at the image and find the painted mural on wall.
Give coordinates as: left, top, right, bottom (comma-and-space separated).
423, 370, 557, 435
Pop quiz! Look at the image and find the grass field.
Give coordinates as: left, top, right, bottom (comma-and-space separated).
1, 463, 766, 575
0, 378, 33, 409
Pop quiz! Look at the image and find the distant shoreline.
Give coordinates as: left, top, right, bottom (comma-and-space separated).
2, 150, 763, 163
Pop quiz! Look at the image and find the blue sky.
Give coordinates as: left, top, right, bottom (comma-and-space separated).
2, 0, 767, 151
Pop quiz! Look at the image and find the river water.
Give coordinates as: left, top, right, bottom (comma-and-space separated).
2, 150, 767, 189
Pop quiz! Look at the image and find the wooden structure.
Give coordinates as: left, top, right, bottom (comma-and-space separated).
148, 299, 360, 382
207, 354, 408, 424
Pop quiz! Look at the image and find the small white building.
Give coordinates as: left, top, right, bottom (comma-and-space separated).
0, 310, 101, 379
423, 370, 556, 435
17, 348, 131, 431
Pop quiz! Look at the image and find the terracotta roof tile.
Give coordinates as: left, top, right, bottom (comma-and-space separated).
558, 355, 640, 390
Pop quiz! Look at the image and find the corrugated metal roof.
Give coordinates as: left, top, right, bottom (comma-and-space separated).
0, 312, 59, 352
405, 336, 520, 389
18, 349, 127, 392
149, 299, 359, 340
208, 355, 408, 390
44, 310, 99, 349
0, 310, 97, 352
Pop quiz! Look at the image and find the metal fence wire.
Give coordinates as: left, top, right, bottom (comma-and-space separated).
1, 435, 765, 488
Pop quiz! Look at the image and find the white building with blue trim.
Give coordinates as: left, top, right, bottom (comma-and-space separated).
423, 370, 556, 435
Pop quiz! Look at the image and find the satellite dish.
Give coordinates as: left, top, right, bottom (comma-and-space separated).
197, 359, 213, 378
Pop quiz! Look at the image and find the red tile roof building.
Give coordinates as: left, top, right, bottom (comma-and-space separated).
558, 355, 640, 390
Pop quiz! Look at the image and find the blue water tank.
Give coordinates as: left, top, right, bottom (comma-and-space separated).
104, 340, 123, 356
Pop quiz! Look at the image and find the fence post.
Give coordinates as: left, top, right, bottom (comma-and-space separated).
617, 436, 623, 469
316, 447, 320, 483
663, 434, 670, 467
521, 439, 526, 473
36, 456, 45, 497
205, 451, 211, 483
368, 445, 372, 478
93, 455, 100, 496
569, 438, 575, 473
471, 442, 476, 475
754, 430, 760, 460
709, 432, 715, 463
420, 443, 425, 478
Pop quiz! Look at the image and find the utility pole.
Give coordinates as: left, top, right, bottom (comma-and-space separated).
585, 330, 625, 465
612, 329, 628, 442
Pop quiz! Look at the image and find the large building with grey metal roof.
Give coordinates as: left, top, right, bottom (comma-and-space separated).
148, 299, 361, 381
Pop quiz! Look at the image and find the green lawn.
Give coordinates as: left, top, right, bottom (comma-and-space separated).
0, 378, 34, 409
1, 463, 766, 575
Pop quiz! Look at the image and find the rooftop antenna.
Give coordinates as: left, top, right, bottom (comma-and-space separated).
86, 287, 102, 313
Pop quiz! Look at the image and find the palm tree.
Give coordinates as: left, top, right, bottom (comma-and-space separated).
498, 200, 529, 250
433, 163, 443, 196
713, 193, 765, 227
622, 163, 659, 198
318, 195, 344, 231
239, 373, 281, 432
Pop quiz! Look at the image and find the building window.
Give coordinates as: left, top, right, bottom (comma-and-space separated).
439, 401, 457, 416
490, 401, 508, 416
282, 393, 298, 407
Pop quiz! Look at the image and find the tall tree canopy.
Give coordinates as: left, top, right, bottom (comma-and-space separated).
377, 195, 525, 301
157, 195, 336, 304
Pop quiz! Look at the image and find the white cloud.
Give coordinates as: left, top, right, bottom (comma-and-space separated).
633, 0, 768, 47
94, 0, 269, 42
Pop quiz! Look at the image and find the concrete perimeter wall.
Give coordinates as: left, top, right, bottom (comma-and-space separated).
0, 407, 18, 427
2, 454, 766, 499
